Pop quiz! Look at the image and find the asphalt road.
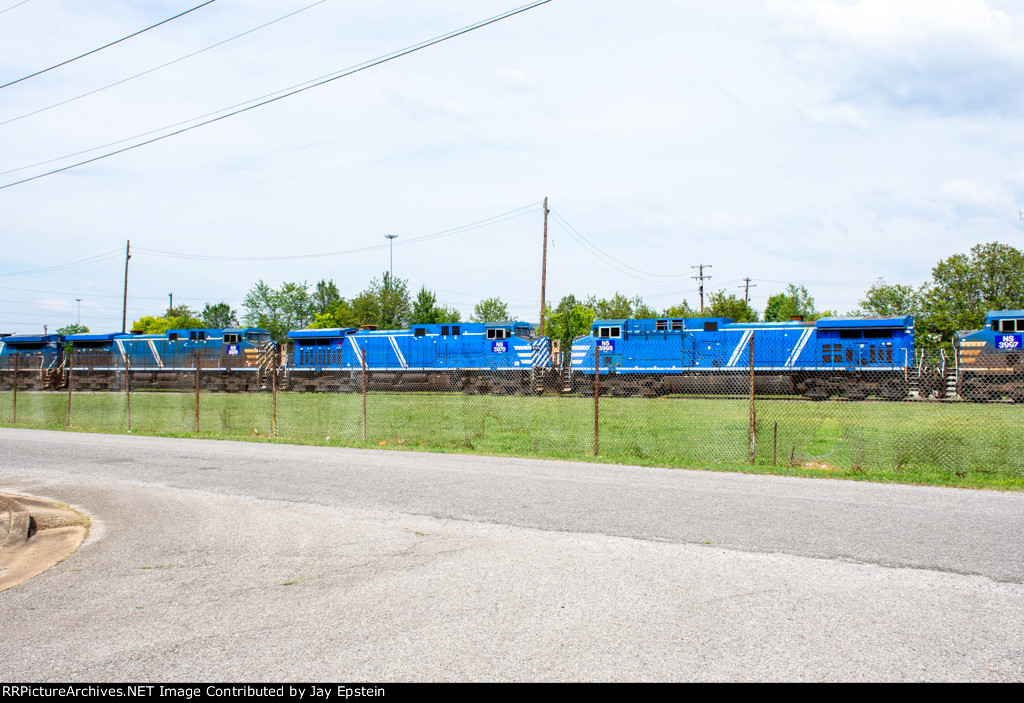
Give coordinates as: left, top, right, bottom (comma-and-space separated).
1, 428, 1022, 681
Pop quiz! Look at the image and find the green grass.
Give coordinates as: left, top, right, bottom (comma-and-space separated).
1, 390, 1021, 490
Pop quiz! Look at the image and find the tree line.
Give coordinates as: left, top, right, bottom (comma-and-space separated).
103, 241, 1021, 353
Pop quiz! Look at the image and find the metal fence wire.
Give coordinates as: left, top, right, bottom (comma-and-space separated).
0, 340, 1021, 483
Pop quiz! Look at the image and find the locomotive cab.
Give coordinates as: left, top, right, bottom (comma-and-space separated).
484, 321, 537, 340
954, 310, 1024, 401
0, 333, 65, 369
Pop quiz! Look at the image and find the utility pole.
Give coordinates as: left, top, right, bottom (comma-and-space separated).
691, 264, 712, 313
168, 293, 173, 313
539, 197, 549, 335
739, 277, 756, 304
385, 234, 398, 278
122, 240, 131, 334
76, 298, 82, 325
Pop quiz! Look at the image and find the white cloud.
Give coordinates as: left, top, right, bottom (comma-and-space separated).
3, 1, 1024, 328
940, 178, 1003, 209
499, 68, 532, 87
769, 0, 1014, 49
804, 103, 871, 129
769, 0, 1024, 115
38, 298, 72, 312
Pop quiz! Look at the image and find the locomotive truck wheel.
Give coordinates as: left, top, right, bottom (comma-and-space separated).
962, 380, 989, 403
880, 380, 906, 401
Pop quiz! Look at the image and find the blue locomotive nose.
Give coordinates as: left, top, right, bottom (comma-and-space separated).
953, 310, 1024, 401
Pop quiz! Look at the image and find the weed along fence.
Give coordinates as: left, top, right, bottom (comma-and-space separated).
0, 344, 1022, 489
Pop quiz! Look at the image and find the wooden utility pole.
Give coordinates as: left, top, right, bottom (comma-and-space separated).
122, 240, 131, 333
691, 264, 712, 313
739, 277, 756, 304
539, 197, 549, 335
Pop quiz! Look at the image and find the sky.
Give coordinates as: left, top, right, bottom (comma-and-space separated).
1, 0, 1023, 333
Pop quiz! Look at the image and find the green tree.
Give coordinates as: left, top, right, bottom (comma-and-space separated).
242, 280, 314, 342
346, 273, 412, 329
410, 286, 461, 324
764, 284, 829, 322
130, 315, 172, 334
542, 295, 596, 352
56, 323, 89, 335
201, 302, 238, 328
705, 291, 759, 322
923, 242, 1024, 347
663, 300, 699, 318
471, 297, 513, 323
854, 279, 924, 317
585, 293, 656, 320
309, 299, 358, 329
312, 280, 342, 315
163, 304, 203, 330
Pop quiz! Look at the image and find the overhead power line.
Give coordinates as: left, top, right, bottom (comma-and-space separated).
0, 0, 218, 90
0, 248, 123, 277
0, 0, 328, 128
0, 200, 539, 283
0, 0, 33, 17
134, 202, 543, 261
549, 209, 691, 282
0, 0, 554, 190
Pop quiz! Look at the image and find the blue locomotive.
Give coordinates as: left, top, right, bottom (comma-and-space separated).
0, 327, 273, 392
568, 315, 916, 399
62, 328, 272, 368
952, 310, 1024, 401
286, 321, 554, 393
0, 333, 67, 389
0, 333, 65, 368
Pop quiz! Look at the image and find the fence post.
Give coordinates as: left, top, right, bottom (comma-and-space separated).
748, 332, 755, 465
125, 353, 131, 433
11, 354, 18, 424
194, 348, 200, 433
65, 348, 73, 427
361, 348, 367, 442
593, 347, 600, 456
271, 356, 278, 439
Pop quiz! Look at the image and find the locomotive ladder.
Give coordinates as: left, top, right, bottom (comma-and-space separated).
941, 349, 958, 398
256, 342, 281, 390
45, 356, 67, 390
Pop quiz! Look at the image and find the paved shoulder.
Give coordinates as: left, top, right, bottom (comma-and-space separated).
2, 428, 1022, 583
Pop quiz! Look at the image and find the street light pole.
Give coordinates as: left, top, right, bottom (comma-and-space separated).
385, 234, 398, 278
76, 298, 82, 325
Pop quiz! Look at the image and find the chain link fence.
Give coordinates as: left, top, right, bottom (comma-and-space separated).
1, 341, 1021, 486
